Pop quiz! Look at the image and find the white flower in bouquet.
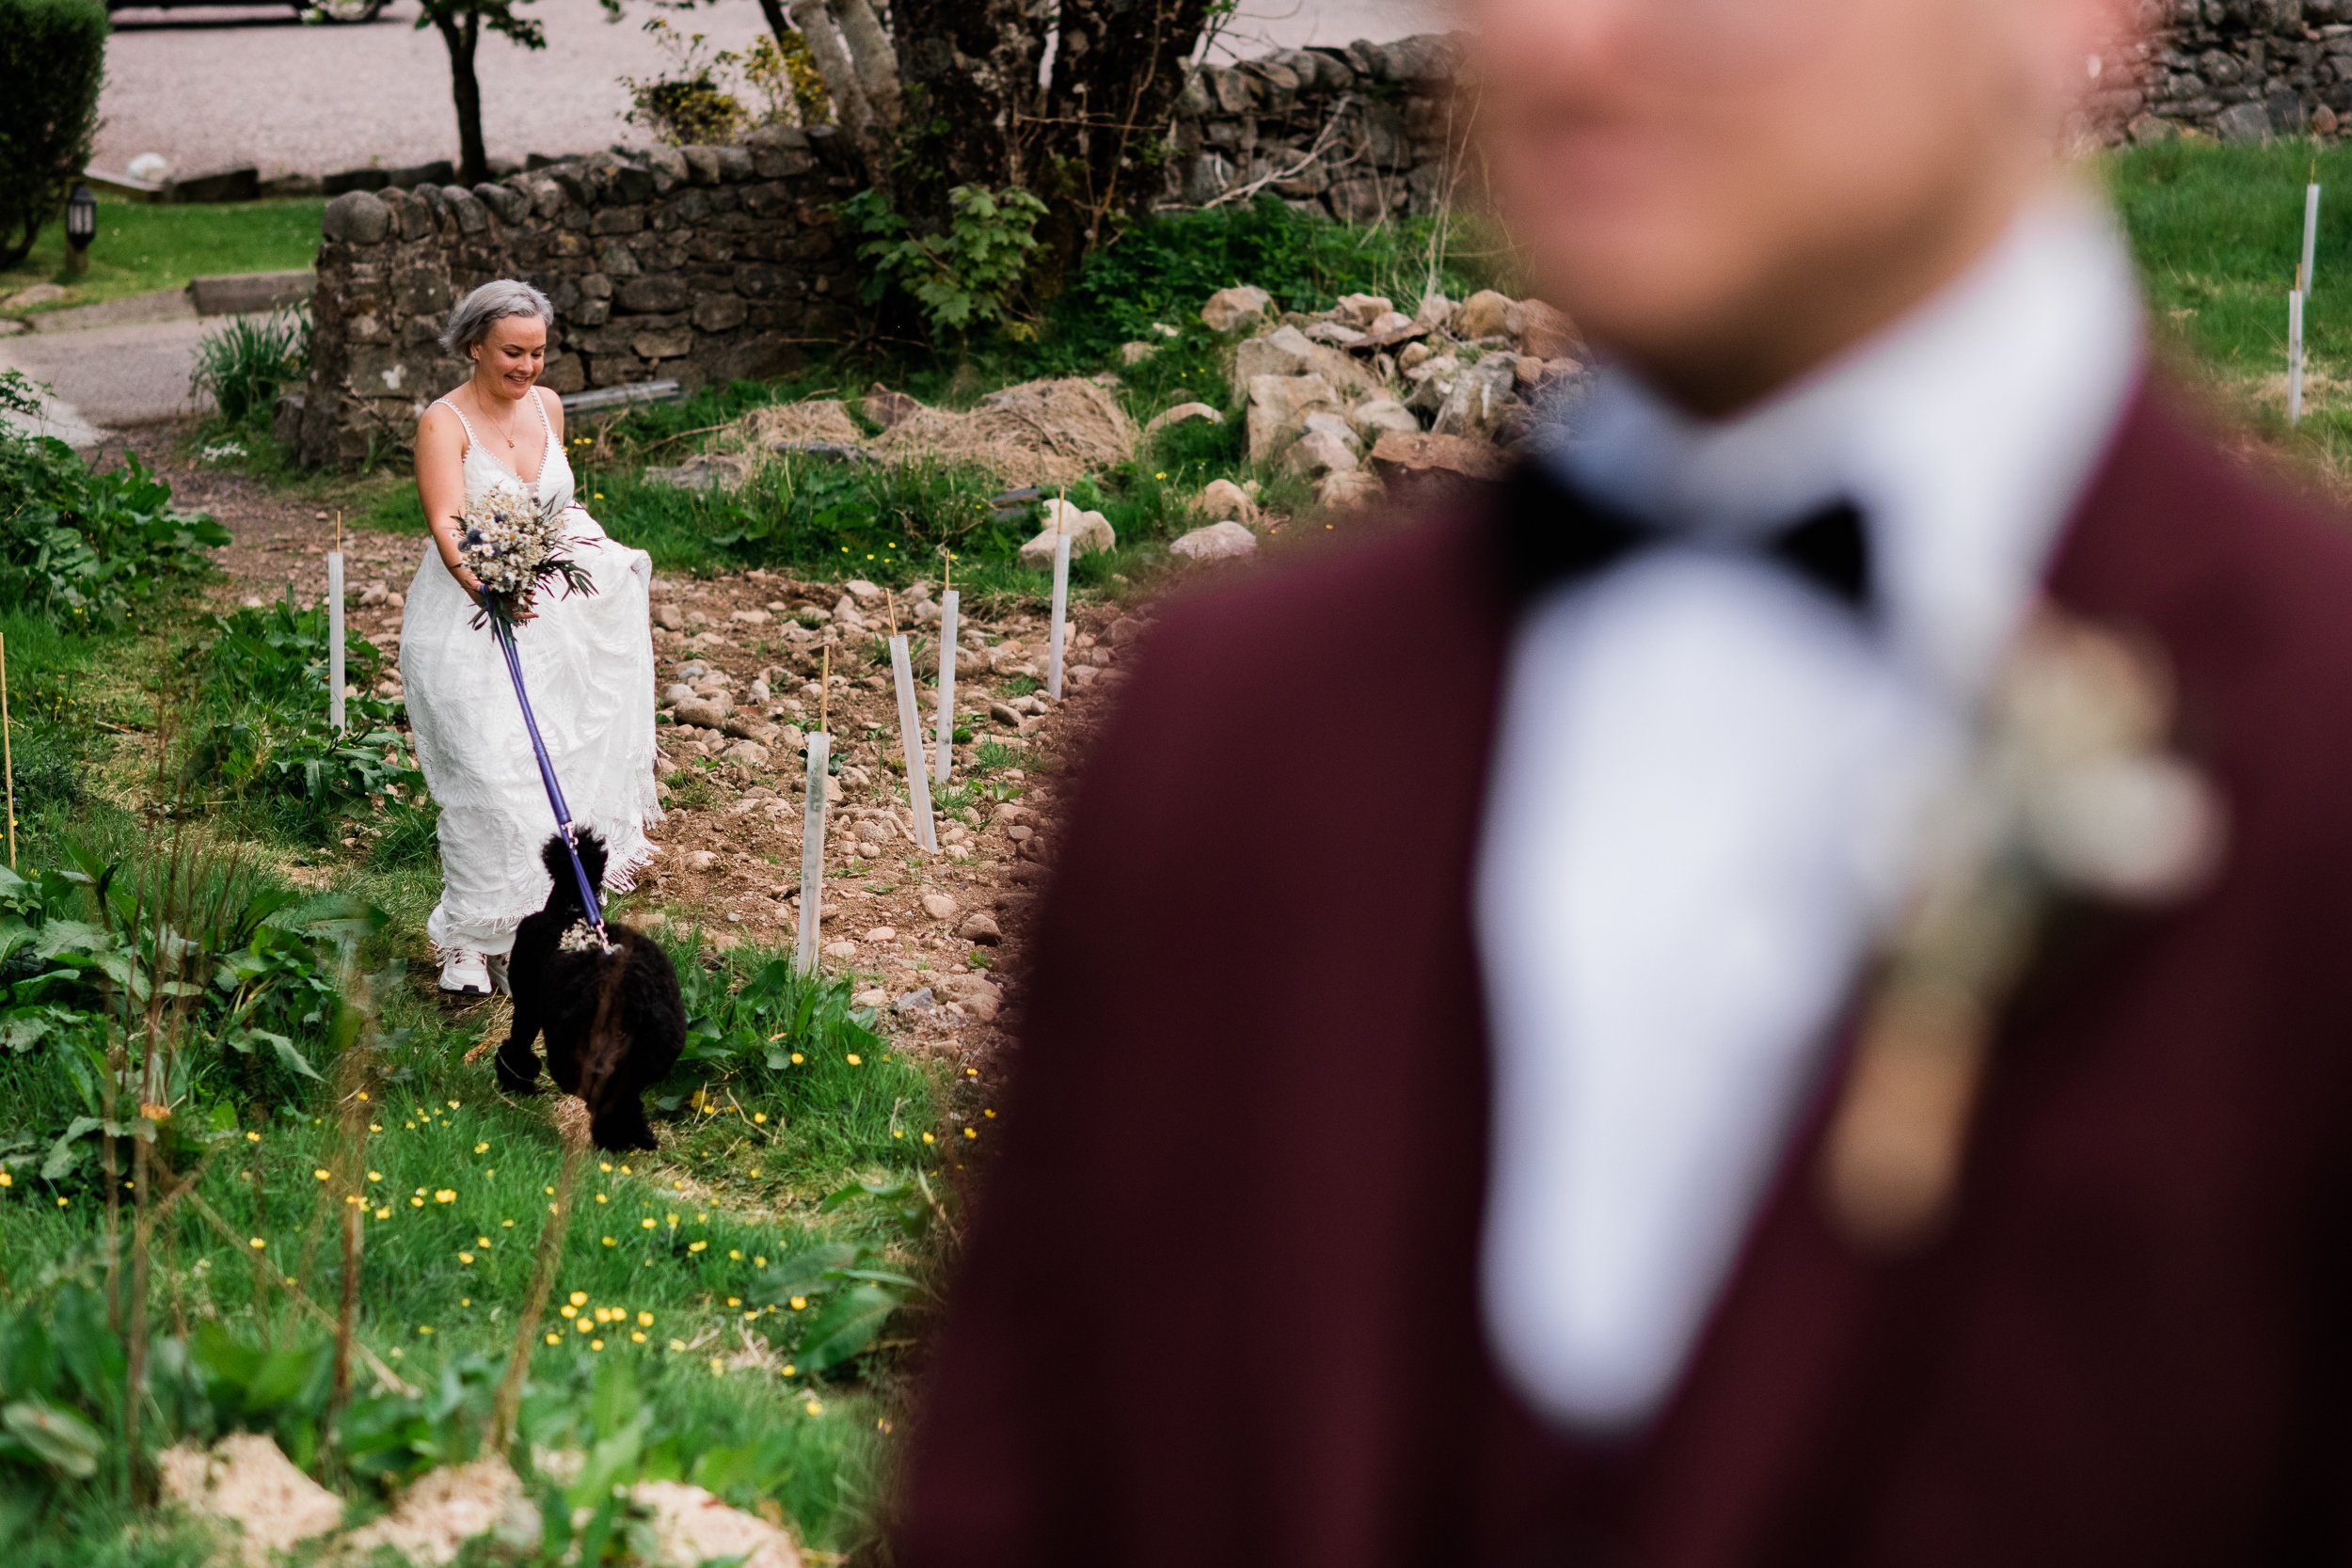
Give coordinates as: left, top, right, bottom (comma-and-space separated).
456, 482, 598, 629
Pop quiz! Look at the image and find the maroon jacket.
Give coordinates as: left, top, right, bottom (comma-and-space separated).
894, 388, 2352, 1566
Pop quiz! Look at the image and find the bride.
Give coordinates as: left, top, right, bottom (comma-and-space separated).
402, 278, 661, 996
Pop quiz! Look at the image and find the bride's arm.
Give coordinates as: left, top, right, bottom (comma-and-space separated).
415, 404, 486, 598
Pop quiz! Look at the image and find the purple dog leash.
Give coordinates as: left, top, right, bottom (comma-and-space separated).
490, 606, 612, 950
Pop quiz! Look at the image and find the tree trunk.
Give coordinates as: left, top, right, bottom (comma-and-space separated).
888, 0, 1051, 194
786, 0, 886, 183
1041, 0, 1216, 261
438, 12, 489, 184
829, 0, 902, 129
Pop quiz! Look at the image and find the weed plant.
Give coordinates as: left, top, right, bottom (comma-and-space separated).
175, 598, 425, 847
191, 307, 309, 429
0, 372, 229, 629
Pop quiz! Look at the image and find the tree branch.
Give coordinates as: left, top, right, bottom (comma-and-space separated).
787, 0, 876, 141
828, 0, 901, 130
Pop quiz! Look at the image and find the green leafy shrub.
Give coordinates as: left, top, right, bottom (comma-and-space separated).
845, 184, 1050, 342
179, 599, 425, 846
619, 20, 748, 146
0, 850, 373, 1193
0, 374, 230, 630
192, 306, 309, 427
0, 0, 105, 271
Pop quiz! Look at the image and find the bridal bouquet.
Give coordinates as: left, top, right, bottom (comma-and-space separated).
456, 482, 597, 630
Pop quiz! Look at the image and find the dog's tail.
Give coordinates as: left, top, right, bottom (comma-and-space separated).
541, 829, 609, 912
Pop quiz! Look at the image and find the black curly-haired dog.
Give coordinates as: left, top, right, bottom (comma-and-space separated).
495, 831, 685, 1151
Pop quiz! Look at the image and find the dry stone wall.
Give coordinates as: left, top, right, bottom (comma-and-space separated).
1163, 34, 1471, 224
2103, 2, 2352, 141
294, 126, 864, 467
314, 14, 2352, 469
294, 37, 1473, 467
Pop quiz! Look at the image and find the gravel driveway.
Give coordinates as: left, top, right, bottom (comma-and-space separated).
97, 0, 1450, 182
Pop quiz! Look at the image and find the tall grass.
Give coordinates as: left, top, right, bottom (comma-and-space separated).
191, 307, 309, 427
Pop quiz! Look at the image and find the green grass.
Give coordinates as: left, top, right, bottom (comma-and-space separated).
0, 582, 979, 1556
0, 198, 325, 317
2107, 139, 2352, 480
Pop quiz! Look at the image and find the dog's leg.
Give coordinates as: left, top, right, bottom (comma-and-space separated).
591, 1096, 660, 1153
495, 993, 547, 1096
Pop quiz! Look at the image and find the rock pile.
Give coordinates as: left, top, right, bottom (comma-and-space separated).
1205, 284, 1584, 512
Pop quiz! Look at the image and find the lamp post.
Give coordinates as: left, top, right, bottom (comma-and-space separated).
63, 182, 95, 277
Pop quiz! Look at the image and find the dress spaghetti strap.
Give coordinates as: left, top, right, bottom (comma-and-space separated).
434, 396, 480, 453
531, 386, 555, 436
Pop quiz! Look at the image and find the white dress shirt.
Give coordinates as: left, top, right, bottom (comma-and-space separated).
1474, 189, 2146, 1433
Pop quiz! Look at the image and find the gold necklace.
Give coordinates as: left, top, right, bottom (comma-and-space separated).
474, 385, 524, 451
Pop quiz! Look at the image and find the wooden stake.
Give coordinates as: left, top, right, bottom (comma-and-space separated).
0, 630, 16, 870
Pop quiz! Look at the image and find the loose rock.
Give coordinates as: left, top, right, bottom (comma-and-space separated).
1246, 372, 1341, 463
158, 1433, 343, 1567
1170, 520, 1261, 562
1146, 401, 1225, 435
1370, 429, 1508, 486
1317, 469, 1387, 511
672, 695, 733, 730
1351, 398, 1421, 440
1456, 289, 1518, 341
1018, 501, 1117, 568
1200, 284, 1275, 333
1195, 478, 1261, 524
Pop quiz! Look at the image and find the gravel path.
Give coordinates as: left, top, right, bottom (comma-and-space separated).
97, 0, 1448, 181
0, 315, 215, 428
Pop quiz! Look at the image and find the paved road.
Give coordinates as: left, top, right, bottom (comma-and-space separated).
99, 0, 1451, 182
0, 312, 218, 448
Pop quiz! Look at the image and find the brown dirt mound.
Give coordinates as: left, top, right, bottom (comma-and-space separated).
871, 377, 1136, 487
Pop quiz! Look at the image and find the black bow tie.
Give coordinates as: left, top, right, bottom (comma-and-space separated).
1498, 458, 1874, 615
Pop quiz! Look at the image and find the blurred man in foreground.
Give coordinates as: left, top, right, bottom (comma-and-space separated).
897, 0, 2352, 1561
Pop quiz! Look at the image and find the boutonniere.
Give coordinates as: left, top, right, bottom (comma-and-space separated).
1822, 604, 2226, 1252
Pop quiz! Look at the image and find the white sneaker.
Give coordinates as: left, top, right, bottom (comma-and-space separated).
439, 948, 493, 995
487, 952, 512, 996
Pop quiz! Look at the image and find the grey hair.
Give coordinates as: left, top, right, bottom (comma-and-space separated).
440, 278, 554, 356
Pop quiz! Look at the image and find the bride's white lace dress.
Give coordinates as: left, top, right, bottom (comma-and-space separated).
399, 388, 661, 957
